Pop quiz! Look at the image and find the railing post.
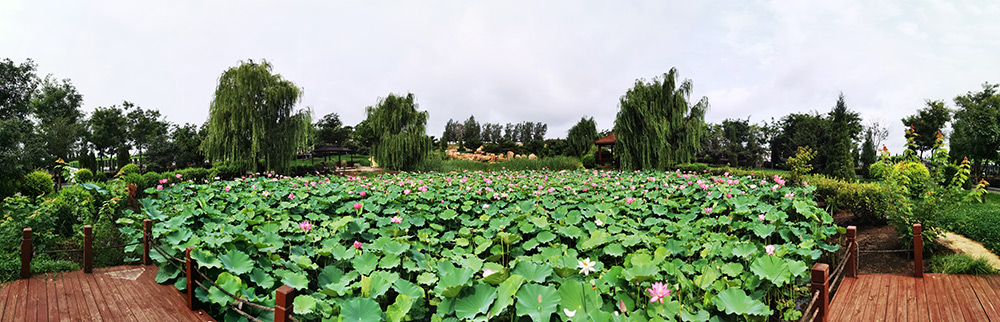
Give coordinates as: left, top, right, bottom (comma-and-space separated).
142, 219, 152, 265
185, 246, 195, 310
21, 228, 32, 278
275, 285, 296, 322
846, 226, 857, 278
913, 224, 923, 278
811, 263, 830, 322
83, 225, 93, 273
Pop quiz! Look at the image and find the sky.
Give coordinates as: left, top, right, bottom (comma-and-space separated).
3, 0, 999, 152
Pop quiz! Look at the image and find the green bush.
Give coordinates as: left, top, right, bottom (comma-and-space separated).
75, 168, 94, 183
175, 168, 209, 182
122, 173, 143, 188
810, 175, 900, 224
20, 170, 54, 198
787, 146, 816, 186
94, 171, 108, 183
31, 257, 81, 274
929, 254, 998, 275
581, 153, 596, 169
209, 161, 242, 180
41, 186, 95, 236
119, 163, 140, 176
141, 172, 160, 191
415, 155, 582, 172
674, 163, 709, 173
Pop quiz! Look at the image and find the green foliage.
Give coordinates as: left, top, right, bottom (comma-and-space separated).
203, 60, 312, 174
674, 163, 710, 173
928, 254, 998, 275
614, 68, 708, 170
580, 154, 595, 169
859, 132, 877, 178
122, 173, 143, 189
416, 155, 582, 172
75, 168, 94, 183
120, 163, 140, 176
208, 161, 242, 180
126, 169, 839, 320
810, 176, 900, 224
902, 100, 952, 156
461, 115, 482, 151
94, 171, 108, 183
826, 94, 858, 180
141, 172, 160, 191
566, 117, 598, 157
941, 193, 1000, 254
787, 146, 816, 187
314, 112, 352, 146
364, 93, 432, 171
1, 58, 40, 199
949, 83, 1000, 173
21, 170, 54, 197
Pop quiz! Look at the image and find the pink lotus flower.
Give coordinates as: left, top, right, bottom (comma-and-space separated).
703, 207, 712, 214
391, 216, 402, 224
759, 214, 766, 221
225, 185, 231, 192
353, 240, 362, 249
156, 185, 163, 190
647, 282, 672, 304
159, 178, 168, 184
353, 203, 363, 210
175, 173, 182, 179
288, 193, 295, 199
299, 220, 312, 232
625, 197, 635, 204
262, 190, 270, 197
359, 191, 366, 196
785, 192, 794, 200
766, 244, 776, 255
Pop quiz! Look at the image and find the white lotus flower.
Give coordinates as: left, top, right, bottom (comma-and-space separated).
564, 308, 577, 317
594, 219, 604, 226
577, 258, 598, 276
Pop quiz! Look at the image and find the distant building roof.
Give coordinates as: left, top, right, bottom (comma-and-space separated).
594, 133, 615, 145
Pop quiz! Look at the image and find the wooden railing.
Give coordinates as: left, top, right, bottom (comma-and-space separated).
20, 219, 302, 322
799, 223, 925, 322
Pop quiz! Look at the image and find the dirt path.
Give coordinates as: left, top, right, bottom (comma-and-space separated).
938, 231, 1000, 270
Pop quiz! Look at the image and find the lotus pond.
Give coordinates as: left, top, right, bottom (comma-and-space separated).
119, 169, 841, 322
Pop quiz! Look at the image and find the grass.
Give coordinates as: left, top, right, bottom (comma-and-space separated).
293, 155, 371, 167
928, 254, 999, 275
942, 193, 1000, 254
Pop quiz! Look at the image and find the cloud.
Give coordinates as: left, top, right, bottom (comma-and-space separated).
1, 0, 998, 153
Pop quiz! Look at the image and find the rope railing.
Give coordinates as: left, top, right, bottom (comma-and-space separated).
797, 226, 857, 322
797, 290, 821, 322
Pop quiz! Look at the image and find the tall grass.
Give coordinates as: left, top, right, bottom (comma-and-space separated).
414, 153, 582, 172
928, 254, 998, 275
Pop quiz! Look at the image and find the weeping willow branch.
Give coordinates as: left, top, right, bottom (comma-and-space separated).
203, 59, 311, 174
364, 93, 431, 171
613, 67, 708, 170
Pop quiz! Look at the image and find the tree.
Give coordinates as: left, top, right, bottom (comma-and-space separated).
901, 100, 952, 157
0, 58, 40, 197
203, 60, 312, 173
826, 93, 858, 180
532, 123, 547, 141
442, 119, 462, 145
769, 113, 828, 169
363, 93, 431, 170
31, 75, 84, 166
566, 117, 598, 157
125, 102, 170, 168
315, 112, 352, 146
88, 105, 129, 171
859, 130, 877, 178
950, 83, 1000, 182
481, 123, 503, 144
613, 68, 708, 170
461, 115, 481, 150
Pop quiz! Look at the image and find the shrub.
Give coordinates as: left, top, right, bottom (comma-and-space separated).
209, 161, 242, 180
75, 168, 94, 183
929, 254, 998, 275
119, 163, 140, 176
581, 153, 596, 169
94, 171, 108, 183
21, 170, 54, 197
141, 172, 160, 191
41, 185, 95, 236
674, 163, 709, 173
122, 173, 143, 188
787, 146, 816, 186
31, 257, 81, 274
810, 175, 900, 224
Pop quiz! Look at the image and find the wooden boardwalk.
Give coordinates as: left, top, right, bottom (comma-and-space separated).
829, 273, 1000, 321
0, 265, 214, 322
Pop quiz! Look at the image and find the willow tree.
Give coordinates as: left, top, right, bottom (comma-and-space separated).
566, 116, 598, 156
364, 93, 431, 170
613, 68, 708, 170
203, 60, 312, 173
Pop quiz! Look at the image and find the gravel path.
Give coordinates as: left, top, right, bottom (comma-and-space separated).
938, 231, 1000, 270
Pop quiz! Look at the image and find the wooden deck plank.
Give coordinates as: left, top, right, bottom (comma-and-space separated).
930, 274, 957, 322
80, 272, 109, 321
849, 273, 872, 319
969, 276, 1000, 320
0, 280, 11, 320
45, 274, 60, 322
913, 277, 929, 322
948, 274, 984, 321
29, 277, 44, 322
137, 266, 192, 320
105, 268, 153, 322
957, 275, 990, 321
70, 270, 100, 322
827, 277, 855, 322
54, 273, 71, 322
882, 276, 906, 322
96, 270, 139, 322
13, 279, 28, 322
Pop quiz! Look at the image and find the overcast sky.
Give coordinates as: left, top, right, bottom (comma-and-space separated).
3, 1, 999, 151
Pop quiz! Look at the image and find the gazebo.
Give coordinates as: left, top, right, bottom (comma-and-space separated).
594, 133, 616, 166
311, 145, 356, 167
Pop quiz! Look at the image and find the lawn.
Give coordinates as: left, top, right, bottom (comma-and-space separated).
943, 193, 1000, 254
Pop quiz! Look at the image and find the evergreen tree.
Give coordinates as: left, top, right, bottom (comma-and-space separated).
461, 115, 481, 150
860, 131, 876, 178
826, 93, 857, 180
613, 68, 708, 170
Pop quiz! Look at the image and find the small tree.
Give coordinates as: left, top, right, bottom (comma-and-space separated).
364, 93, 431, 170
566, 117, 598, 157
786, 146, 815, 187
461, 116, 481, 150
